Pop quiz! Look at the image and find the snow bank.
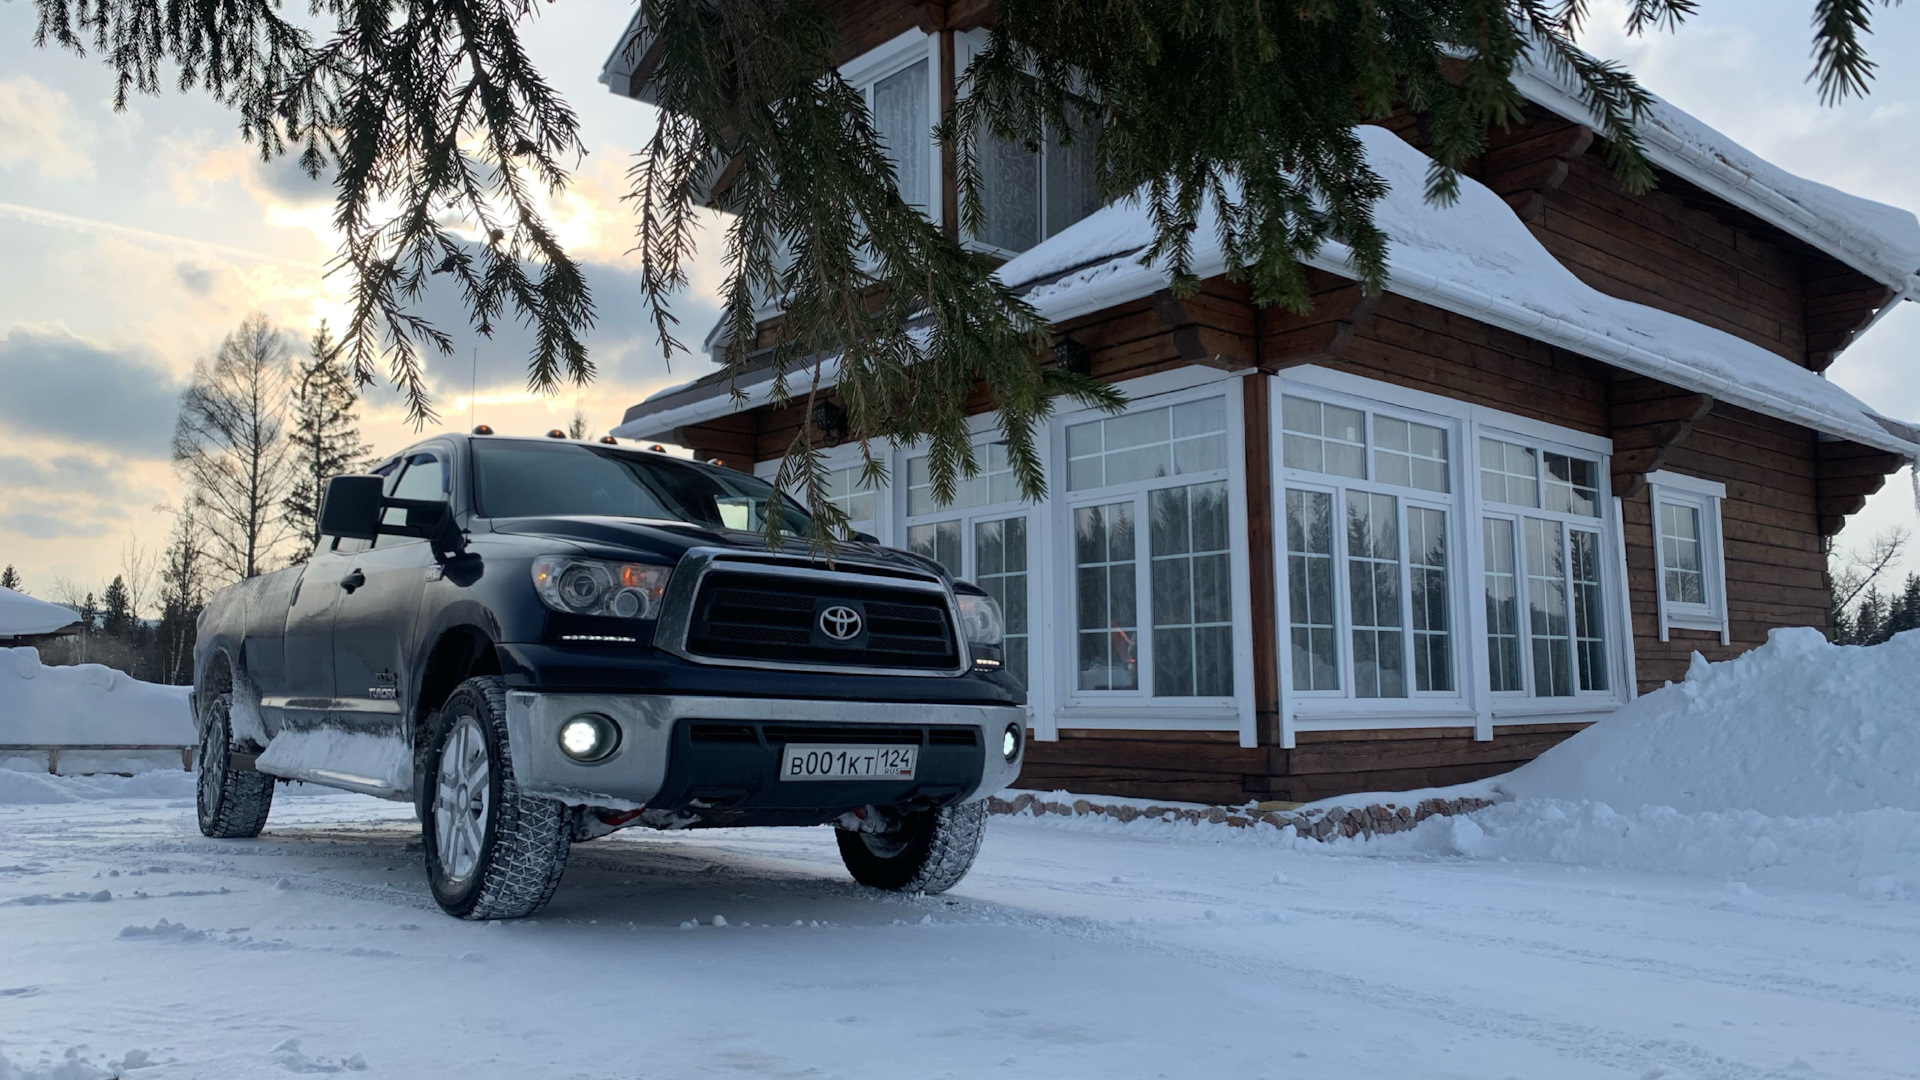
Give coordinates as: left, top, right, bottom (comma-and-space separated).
1324, 629, 1920, 898
0, 647, 193, 747
0, 767, 196, 805
0, 587, 77, 638
1494, 628, 1918, 816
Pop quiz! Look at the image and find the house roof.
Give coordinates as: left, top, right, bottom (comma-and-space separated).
0, 586, 79, 638
615, 126, 1919, 461
600, 21, 1920, 299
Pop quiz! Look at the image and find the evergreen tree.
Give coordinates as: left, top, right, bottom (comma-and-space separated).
154, 504, 211, 685
285, 321, 374, 561
0, 566, 19, 591
25, 0, 1900, 529
567, 408, 591, 441
100, 576, 134, 639
174, 313, 298, 581
1854, 587, 1887, 647
76, 592, 98, 635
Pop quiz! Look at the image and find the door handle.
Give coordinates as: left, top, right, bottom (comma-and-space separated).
340, 570, 367, 593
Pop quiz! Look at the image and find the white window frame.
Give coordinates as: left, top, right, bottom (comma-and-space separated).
952, 30, 1103, 259
1646, 469, 1730, 645
1270, 367, 1635, 748
753, 447, 892, 546
840, 31, 944, 226
1045, 367, 1257, 746
897, 433, 1043, 695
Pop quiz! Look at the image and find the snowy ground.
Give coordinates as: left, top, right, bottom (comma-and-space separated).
2, 783, 1914, 1080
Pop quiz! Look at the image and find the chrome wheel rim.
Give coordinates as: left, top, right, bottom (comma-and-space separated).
197, 700, 228, 810
433, 715, 491, 885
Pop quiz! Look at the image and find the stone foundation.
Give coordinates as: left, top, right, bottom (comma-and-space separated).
984, 791, 1496, 842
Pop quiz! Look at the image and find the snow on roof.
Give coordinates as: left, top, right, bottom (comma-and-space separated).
1004, 125, 1919, 458
1510, 60, 1920, 296
0, 587, 79, 638
623, 125, 1917, 458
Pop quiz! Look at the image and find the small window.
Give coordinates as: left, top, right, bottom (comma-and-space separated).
1284, 489, 1340, 691
906, 442, 1018, 515
1374, 417, 1450, 493
1066, 397, 1227, 492
1280, 398, 1366, 479
1480, 439, 1539, 507
907, 519, 962, 577
1647, 471, 1728, 642
1074, 501, 1138, 690
1543, 453, 1601, 517
819, 464, 877, 527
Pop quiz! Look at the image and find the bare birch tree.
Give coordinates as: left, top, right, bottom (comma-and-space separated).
173, 314, 298, 581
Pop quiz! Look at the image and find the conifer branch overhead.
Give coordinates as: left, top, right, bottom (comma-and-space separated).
26, 0, 1891, 529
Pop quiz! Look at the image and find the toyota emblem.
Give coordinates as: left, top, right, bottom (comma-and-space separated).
819, 605, 863, 641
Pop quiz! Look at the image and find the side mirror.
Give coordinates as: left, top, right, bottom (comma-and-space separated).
319, 475, 385, 541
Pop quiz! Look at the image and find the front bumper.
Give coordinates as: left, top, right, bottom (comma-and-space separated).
503, 693, 1026, 817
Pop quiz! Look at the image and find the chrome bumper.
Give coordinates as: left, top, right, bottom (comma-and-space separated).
503, 693, 1027, 810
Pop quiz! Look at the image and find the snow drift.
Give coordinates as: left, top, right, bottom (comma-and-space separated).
1354, 629, 1920, 898
0, 647, 194, 751
1492, 627, 1917, 816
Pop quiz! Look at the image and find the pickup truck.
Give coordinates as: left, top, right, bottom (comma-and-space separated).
191, 432, 1026, 919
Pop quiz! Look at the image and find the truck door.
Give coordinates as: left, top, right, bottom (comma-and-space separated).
331, 450, 447, 735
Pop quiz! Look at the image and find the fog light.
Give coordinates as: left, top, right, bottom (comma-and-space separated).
1002, 723, 1022, 762
558, 713, 620, 763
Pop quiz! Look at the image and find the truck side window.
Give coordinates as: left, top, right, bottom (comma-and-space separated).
375, 453, 449, 545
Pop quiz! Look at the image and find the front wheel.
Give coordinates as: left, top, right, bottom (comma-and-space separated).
196, 693, 274, 839
835, 801, 987, 894
421, 676, 570, 920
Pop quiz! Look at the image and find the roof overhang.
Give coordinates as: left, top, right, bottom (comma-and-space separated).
615, 126, 1918, 463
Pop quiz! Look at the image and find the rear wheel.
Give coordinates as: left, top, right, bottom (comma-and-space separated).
835, 801, 987, 894
196, 693, 274, 839
422, 676, 570, 919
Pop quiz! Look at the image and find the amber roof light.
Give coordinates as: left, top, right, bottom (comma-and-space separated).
547, 429, 567, 439
471, 424, 493, 435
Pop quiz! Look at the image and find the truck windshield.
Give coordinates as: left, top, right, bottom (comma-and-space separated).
472, 440, 813, 533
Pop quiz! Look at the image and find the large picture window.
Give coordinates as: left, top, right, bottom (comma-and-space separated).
1279, 395, 1459, 701
1064, 391, 1238, 701
1478, 436, 1610, 698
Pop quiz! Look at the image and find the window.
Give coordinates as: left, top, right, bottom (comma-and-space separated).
376, 452, 449, 542
903, 438, 1037, 687
1475, 435, 1609, 698
1276, 394, 1458, 701
870, 60, 931, 212
844, 37, 938, 217
1064, 391, 1237, 701
956, 30, 1104, 256
1646, 471, 1728, 643
1075, 501, 1137, 690
1067, 398, 1227, 492
1284, 490, 1339, 691
819, 464, 877, 531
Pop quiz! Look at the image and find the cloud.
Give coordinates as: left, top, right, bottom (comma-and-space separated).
0, 75, 93, 180
0, 452, 134, 500
0, 327, 185, 456
176, 262, 217, 296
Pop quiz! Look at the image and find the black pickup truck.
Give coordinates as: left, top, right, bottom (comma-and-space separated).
191, 433, 1026, 919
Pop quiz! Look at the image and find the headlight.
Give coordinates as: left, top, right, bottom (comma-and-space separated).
531, 556, 671, 620
956, 593, 1005, 646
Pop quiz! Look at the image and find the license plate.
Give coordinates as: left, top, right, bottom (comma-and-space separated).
780, 744, 918, 781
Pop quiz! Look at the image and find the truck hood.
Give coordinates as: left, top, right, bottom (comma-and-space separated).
488, 516, 948, 579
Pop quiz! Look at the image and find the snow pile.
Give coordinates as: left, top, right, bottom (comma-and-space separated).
0, 647, 194, 748
0, 587, 77, 638
1495, 627, 1917, 815
1354, 629, 1920, 898
0, 768, 196, 805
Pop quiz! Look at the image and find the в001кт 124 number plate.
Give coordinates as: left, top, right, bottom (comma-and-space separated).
780, 744, 917, 781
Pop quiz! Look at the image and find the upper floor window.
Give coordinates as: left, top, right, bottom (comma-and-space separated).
845, 34, 939, 217
974, 111, 1103, 254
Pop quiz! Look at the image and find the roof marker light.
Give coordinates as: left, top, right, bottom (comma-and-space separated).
547, 429, 567, 439
472, 425, 493, 435
599, 436, 619, 445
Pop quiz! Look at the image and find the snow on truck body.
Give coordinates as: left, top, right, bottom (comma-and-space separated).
190, 434, 1026, 918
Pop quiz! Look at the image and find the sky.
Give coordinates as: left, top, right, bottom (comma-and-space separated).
0, 0, 1914, 607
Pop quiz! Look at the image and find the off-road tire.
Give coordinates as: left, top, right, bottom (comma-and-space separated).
836, 800, 988, 894
196, 693, 274, 839
422, 676, 570, 920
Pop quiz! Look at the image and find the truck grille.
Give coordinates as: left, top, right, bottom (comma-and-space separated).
685, 570, 961, 672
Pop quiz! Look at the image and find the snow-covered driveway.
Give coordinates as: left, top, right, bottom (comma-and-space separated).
2, 789, 1914, 1080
